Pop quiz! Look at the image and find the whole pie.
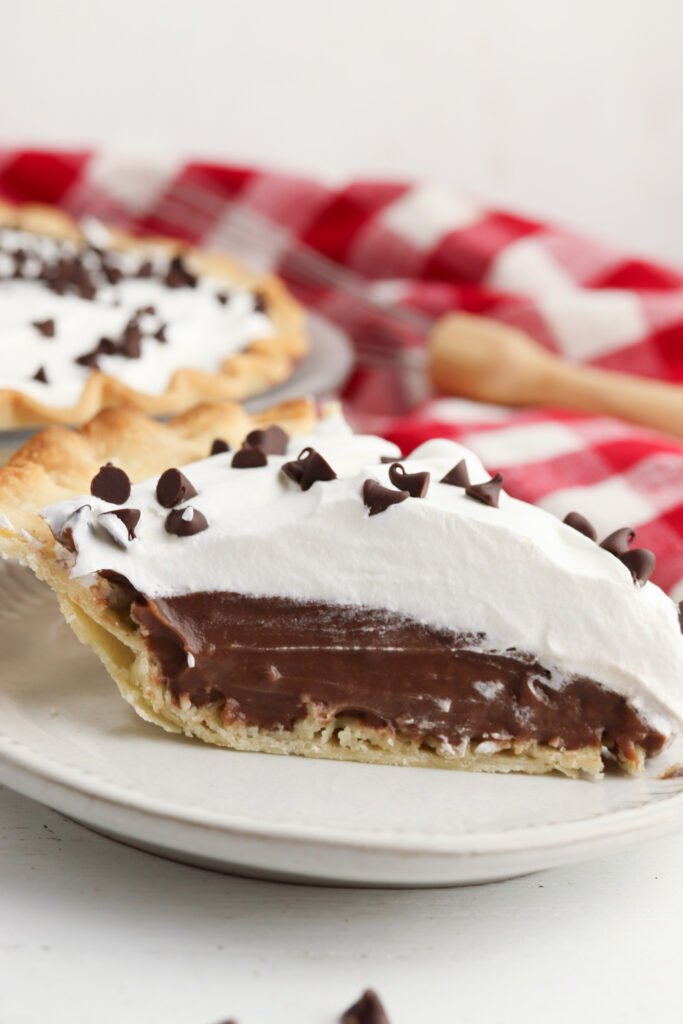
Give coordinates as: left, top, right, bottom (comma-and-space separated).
1, 398, 682, 777
0, 202, 307, 428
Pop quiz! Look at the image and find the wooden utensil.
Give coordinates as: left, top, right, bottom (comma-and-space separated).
429, 312, 683, 439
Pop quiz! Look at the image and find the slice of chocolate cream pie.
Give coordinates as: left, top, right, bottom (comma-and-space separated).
1, 398, 683, 777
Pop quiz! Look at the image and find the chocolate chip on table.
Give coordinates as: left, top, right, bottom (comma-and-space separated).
32, 366, 48, 383
232, 445, 268, 469
620, 548, 656, 586
563, 511, 598, 542
245, 425, 289, 455
282, 447, 337, 490
210, 438, 231, 456
600, 527, 635, 557
388, 462, 429, 499
156, 468, 198, 508
90, 464, 131, 505
165, 506, 208, 537
466, 472, 504, 508
340, 989, 391, 1024
99, 507, 141, 543
363, 479, 409, 516
441, 458, 470, 488
32, 318, 55, 337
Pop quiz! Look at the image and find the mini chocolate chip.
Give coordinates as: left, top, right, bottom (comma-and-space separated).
298, 447, 337, 491
380, 455, 398, 464
601, 527, 635, 557
252, 291, 267, 313
441, 459, 470, 488
363, 479, 409, 516
121, 320, 142, 358
136, 305, 156, 316
245, 425, 290, 455
678, 601, 683, 633
103, 264, 123, 285
32, 366, 48, 383
156, 468, 198, 508
91, 464, 131, 505
216, 291, 229, 305
154, 324, 167, 343
75, 350, 100, 369
340, 989, 390, 1024
466, 472, 503, 508
32, 318, 55, 338
210, 438, 231, 456
232, 445, 268, 468
165, 254, 197, 289
165, 506, 208, 537
96, 337, 118, 355
136, 260, 153, 278
388, 462, 429, 499
282, 458, 305, 485
59, 504, 91, 552
99, 507, 141, 543
563, 511, 598, 542
619, 548, 655, 586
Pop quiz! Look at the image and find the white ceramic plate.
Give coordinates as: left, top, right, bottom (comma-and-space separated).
2, 561, 683, 886
0, 313, 354, 452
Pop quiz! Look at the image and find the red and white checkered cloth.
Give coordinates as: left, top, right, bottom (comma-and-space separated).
3, 148, 683, 596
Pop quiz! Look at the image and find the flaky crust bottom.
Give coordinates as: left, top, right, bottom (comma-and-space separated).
0, 400, 643, 778
0, 201, 308, 428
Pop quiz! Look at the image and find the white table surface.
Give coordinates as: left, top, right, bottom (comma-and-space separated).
1, 781, 681, 1023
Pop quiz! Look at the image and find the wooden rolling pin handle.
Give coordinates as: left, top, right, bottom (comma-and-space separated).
429, 313, 683, 440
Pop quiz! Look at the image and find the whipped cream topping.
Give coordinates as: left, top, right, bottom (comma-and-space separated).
41, 410, 683, 734
0, 227, 273, 408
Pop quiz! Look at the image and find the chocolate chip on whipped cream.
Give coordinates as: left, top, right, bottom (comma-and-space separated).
388, 462, 429, 499
32, 318, 55, 338
156, 468, 198, 508
466, 472, 503, 508
440, 458, 470, 488
90, 464, 131, 505
32, 366, 48, 383
210, 438, 231, 456
563, 511, 598, 542
99, 507, 141, 545
245, 425, 289, 455
165, 506, 208, 537
232, 445, 268, 469
164, 255, 197, 290
363, 479, 409, 516
620, 548, 656, 586
601, 527, 636, 557
282, 447, 337, 491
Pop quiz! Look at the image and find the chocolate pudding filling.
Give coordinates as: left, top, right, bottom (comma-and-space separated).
102, 574, 667, 765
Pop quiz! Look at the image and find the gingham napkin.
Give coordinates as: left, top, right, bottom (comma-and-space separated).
3, 148, 683, 595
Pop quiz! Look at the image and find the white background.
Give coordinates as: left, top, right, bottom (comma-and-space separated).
2, 2, 683, 1021
1, 0, 682, 264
